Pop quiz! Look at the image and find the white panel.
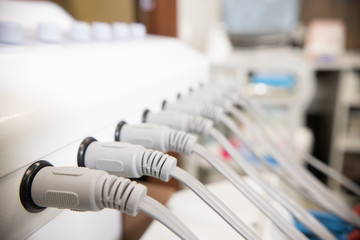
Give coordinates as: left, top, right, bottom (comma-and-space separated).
28, 209, 121, 240
0, 35, 209, 240
0, 1, 73, 32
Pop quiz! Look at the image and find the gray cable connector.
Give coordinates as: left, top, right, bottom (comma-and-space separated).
79, 137, 262, 240
162, 100, 224, 122
115, 121, 197, 155
183, 91, 234, 112
142, 109, 214, 135
113, 122, 307, 239
30, 165, 146, 216
21, 161, 198, 240
78, 137, 177, 182
203, 83, 242, 102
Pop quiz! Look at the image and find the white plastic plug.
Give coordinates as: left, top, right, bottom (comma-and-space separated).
112, 22, 130, 40
29, 164, 146, 216
0, 21, 23, 44
79, 138, 262, 240
183, 90, 234, 111
142, 110, 214, 135
115, 121, 197, 155
37, 22, 62, 43
202, 83, 242, 103
78, 137, 177, 182
92, 22, 112, 41
20, 161, 198, 240
162, 100, 224, 122
70, 21, 91, 42
130, 23, 146, 40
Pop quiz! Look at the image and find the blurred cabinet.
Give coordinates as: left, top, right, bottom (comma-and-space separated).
136, 0, 177, 37
308, 53, 360, 195
328, 59, 360, 194
51, 0, 136, 23
300, 0, 360, 50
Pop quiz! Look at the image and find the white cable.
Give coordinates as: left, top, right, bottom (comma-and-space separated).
221, 111, 360, 227
304, 153, 360, 196
142, 109, 214, 136
229, 106, 343, 195
234, 103, 360, 197
179, 85, 360, 225
223, 110, 338, 211
25, 163, 197, 240
163, 100, 224, 123
139, 196, 196, 240
144, 110, 318, 199
143, 110, 337, 239
230, 104, 360, 218
192, 144, 307, 240
116, 122, 308, 240
80, 137, 259, 240
208, 127, 337, 240
182, 83, 360, 225
170, 167, 260, 240
145, 110, 324, 198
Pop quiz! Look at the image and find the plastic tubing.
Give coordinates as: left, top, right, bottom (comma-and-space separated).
222, 110, 360, 227
209, 126, 336, 240
171, 166, 261, 240
192, 144, 308, 240
139, 196, 198, 240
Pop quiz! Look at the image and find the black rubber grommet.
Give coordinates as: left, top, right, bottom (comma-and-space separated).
234, 103, 243, 110
161, 100, 167, 110
115, 121, 127, 141
142, 109, 150, 123
19, 160, 53, 213
176, 92, 181, 100
77, 137, 97, 167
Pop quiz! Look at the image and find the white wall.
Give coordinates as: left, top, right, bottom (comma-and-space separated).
177, 0, 222, 51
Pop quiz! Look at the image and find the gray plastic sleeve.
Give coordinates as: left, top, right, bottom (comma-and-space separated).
184, 91, 234, 111
120, 123, 198, 155
146, 111, 214, 135
84, 141, 177, 182
164, 101, 224, 122
31, 166, 147, 216
84, 141, 145, 179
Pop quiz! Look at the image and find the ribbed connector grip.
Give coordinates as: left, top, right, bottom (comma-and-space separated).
182, 91, 233, 111
29, 165, 147, 216
199, 104, 223, 122
141, 149, 176, 181
80, 138, 177, 182
187, 115, 213, 135
116, 123, 198, 155
164, 101, 224, 122
100, 175, 147, 216
166, 130, 196, 154
144, 110, 213, 135
211, 97, 233, 111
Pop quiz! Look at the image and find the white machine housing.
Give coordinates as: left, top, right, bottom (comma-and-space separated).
0, 2, 209, 239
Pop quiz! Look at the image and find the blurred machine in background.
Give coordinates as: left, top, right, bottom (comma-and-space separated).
1, 1, 360, 240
